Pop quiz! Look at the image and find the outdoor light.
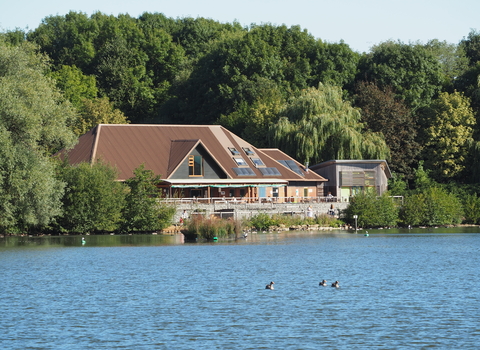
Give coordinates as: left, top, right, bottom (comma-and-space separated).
353, 215, 358, 232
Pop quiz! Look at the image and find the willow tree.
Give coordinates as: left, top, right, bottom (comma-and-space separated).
270, 84, 389, 164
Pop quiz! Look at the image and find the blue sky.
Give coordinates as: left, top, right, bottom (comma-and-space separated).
1, 0, 479, 53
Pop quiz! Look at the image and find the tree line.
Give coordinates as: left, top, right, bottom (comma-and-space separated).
2, 12, 480, 233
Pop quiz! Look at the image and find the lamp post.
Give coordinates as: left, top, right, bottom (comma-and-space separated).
353, 215, 358, 233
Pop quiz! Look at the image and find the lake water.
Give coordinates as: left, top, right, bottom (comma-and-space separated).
1, 228, 479, 349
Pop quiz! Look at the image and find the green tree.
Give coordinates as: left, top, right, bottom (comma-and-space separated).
270, 84, 390, 164
420, 91, 475, 180
75, 97, 129, 135
424, 39, 469, 91
355, 81, 420, 178
459, 29, 480, 67
55, 161, 126, 233
50, 64, 98, 109
0, 40, 77, 234
357, 41, 443, 111
121, 164, 175, 232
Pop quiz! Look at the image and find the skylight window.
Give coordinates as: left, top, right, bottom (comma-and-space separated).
243, 147, 255, 155
250, 158, 265, 167
233, 157, 248, 166
228, 147, 240, 155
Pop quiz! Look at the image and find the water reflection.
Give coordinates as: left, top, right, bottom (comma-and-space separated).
1, 226, 478, 249
0, 233, 185, 248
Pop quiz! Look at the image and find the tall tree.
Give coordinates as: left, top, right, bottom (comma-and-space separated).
459, 29, 480, 66
121, 164, 175, 232
355, 81, 420, 178
270, 84, 389, 164
0, 40, 77, 233
55, 161, 126, 233
357, 40, 443, 112
420, 91, 475, 181
75, 97, 129, 136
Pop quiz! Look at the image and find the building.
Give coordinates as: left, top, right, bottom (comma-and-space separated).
309, 160, 392, 202
57, 124, 327, 202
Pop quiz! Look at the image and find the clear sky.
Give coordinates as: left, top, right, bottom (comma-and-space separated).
1, 0, 479, 53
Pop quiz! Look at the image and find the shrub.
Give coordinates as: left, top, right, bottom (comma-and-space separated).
248, 213, 278, 230
400, 186, 463, 226
343, 191, 399, 228
463, 194, 480, 224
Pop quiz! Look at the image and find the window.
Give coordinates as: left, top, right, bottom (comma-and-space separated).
365, 171, 375, 186
233, 157, 248, 166
188, 155, 203, 176
228, 147, 240, 155
243, 147, 255, 155
250, 157, 265, 167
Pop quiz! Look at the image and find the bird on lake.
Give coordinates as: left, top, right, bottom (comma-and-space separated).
319, 280, 327, 286
331, 281, 340, 288
265, 281, 275, 290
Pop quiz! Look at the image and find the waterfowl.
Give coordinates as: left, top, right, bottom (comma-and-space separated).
265, 281, 275, 290
319, 280, 327, 286
331, 281, 340, 288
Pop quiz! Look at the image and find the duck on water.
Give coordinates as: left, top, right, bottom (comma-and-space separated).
319, 280, 327, 286
265, 281, 275, 290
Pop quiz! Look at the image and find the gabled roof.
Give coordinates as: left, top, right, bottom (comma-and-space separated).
57, 124, 327, 183
259, 148, 327, 181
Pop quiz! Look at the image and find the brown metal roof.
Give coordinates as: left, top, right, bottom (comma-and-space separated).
259, 148, 327, 181
57, 124, 327, 183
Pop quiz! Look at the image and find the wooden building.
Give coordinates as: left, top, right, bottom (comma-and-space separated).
57, 124, 327, 202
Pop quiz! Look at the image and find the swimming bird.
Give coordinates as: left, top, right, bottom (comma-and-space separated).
331, 281, 340, 288
265, 281, 275, 290
319, 280, 327, 286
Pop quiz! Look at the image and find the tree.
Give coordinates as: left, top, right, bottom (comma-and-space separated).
459, 29, 480, 67
357, 41, 443, 112
121, 164, 175, 232
50, 64, 98, 109
0, 40, 77, 234
420, 91, 475, 181
355, 81, 420, 178
55, 161, 126, 233
270, 84, 390, 164
75, 97, 129, 136
424, 39, 469, 91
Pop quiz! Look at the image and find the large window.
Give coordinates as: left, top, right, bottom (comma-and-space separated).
189, 155, 203, 176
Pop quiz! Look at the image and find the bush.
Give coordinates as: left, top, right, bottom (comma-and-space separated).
400, 186, 463, 226
343, 191, 399, 228
463, 194, 480, 224
248, 213, 278, 230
